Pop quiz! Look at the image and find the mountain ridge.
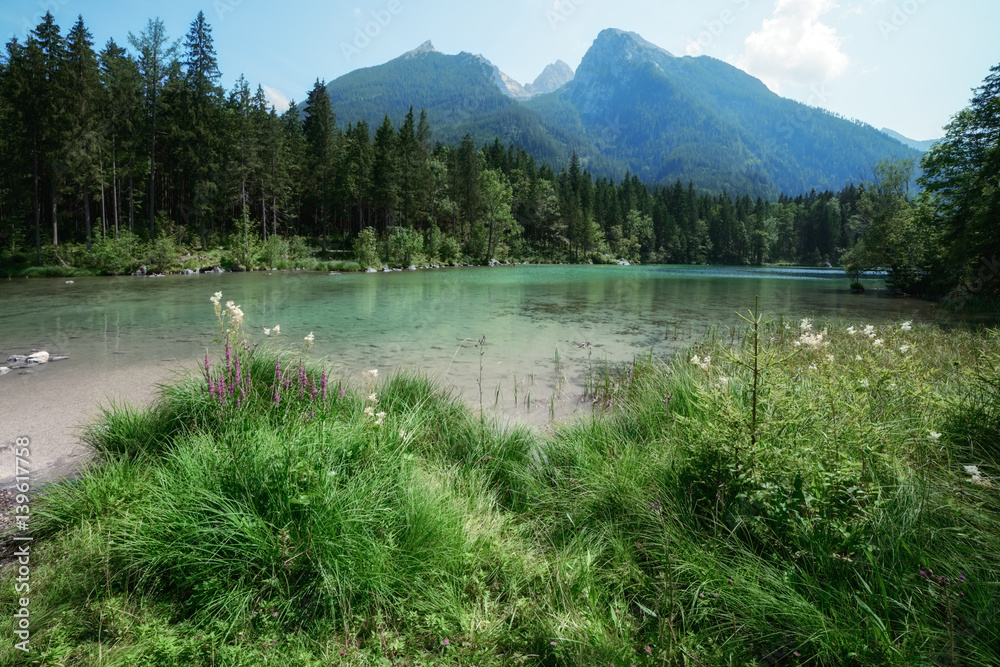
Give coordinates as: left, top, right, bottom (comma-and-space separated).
322, 29, 920, 197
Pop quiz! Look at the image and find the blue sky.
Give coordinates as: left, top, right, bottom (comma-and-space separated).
2, 0, 997, 141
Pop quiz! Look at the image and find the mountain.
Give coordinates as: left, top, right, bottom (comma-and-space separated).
322, 42, 602, 170
525, 60, 575, 96
880, 127, 940, 152
322, 30, 920, 197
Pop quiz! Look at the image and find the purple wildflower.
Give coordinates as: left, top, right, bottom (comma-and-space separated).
338, 384, 344, 399
276, 361, 282, 383
274, 392, 280, 406
321, 371, 328, 398
442, 638, 450, 646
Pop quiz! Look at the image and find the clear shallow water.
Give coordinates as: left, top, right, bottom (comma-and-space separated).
0, 265, 948, 425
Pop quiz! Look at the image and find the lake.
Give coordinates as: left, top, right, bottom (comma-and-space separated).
0, 265, 950, 482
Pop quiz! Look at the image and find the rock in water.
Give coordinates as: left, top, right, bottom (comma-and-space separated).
0, 367, 9, 375
26, 351, 49, 364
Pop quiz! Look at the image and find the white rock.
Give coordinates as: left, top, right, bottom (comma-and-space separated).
0, 366, 9, 375
26, 351, 50, 364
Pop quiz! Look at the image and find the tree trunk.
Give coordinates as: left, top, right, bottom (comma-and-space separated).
51, 178, 58, 247
149, 94, 157, 240
33, 146, 41, 263
112, 157, 119, 235
83, 184, 92, 250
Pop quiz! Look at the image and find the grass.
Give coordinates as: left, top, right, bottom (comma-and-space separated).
2, 318, 999, 666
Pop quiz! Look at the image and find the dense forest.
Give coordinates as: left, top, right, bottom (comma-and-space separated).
0, 12, 997, 299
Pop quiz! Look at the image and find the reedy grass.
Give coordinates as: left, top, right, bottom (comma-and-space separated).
4, 317, 1000, 666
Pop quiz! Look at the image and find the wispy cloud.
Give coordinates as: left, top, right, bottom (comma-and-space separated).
736, 0, 849, 92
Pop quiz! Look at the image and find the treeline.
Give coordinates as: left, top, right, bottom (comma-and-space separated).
0, 11, 981, 277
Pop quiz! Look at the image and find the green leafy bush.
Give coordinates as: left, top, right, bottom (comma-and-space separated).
352, 226, 380, 268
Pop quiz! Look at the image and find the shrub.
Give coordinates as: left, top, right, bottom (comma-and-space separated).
352, 226, 380, 269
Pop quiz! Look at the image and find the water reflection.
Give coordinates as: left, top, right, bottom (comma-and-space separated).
0, 265, 957, 425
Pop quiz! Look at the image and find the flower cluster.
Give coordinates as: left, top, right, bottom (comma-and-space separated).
204, 343, 253, 409
210, 291, 245, 340
690, 353, 711, 371
362, 369, 386, 426
263, 325, 280, 336
963, 465, 993, 487
794, 318, 828, 350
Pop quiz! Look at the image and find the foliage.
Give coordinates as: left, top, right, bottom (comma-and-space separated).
352, 226, 379, 268
0, 11, 939, 276
224, 205, 262, 269
386, 225, 424, 266
7, 301, 1000, 665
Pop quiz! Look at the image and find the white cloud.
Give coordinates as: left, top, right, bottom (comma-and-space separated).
261, 85, 291, 111
737, 0, 849, 92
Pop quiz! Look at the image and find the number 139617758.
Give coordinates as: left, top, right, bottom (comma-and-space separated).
14, 437, 30, 530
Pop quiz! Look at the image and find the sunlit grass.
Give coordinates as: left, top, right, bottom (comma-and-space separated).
2, 317, 998, 666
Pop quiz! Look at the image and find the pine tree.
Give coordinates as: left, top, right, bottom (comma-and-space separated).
128, 18, 178, 240
303, 79, 336, 251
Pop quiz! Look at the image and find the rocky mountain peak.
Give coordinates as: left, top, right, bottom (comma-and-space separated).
525, 60, 575, 96
403, 40, 438, 58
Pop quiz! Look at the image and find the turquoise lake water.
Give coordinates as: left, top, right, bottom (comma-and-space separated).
0, 264, 948, 424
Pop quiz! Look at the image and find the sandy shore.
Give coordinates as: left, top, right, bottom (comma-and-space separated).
0, 358, 185, 488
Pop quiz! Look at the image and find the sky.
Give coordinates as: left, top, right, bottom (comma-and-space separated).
2, 0, 997, 141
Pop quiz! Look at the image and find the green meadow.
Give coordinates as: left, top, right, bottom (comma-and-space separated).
2, 306, 998, 666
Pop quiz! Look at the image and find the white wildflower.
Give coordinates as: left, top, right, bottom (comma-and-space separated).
304, 332, 315, 343
899, 345, 911, 354
210, 291, 222, 306
826, 354, 835, 363
273, 324, 280, 334
375, 411, 386, 426
264, 328, 271, 336
364, 406, 375, 418
797, 330, 825, 349
855, 355, 863, 361
860, 378, 870, 388
368, 393, 378, 404
873, 338, 883, 347
800, 318, 813, 333
964, 465, 981, 476
363, 369, 378, 381
846, 325, 857, 336
929, 431, 942, 443
690, 354, 711, 371
809, 363, 818, 371
901, 320, 913, 332
863, 324, 876, 338
717, 375, 729, 388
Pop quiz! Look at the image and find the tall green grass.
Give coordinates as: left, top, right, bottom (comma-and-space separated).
3, 318, 999, 665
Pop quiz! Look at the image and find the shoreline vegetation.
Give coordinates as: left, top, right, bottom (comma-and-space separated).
2, 302, 998, 665
1, 15, 995, 301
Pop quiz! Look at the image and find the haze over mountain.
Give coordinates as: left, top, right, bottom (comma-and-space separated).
323, 29, 920, 197
880, 128, 940, 153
